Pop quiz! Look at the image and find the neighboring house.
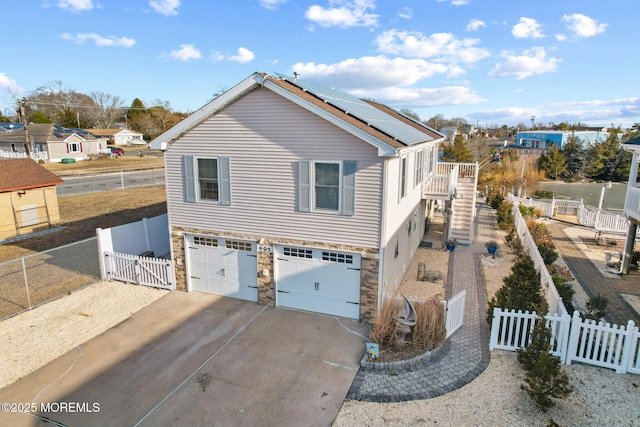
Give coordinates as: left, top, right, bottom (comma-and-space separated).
514, 130, 609, 149
0, 124, 108, 162
150, 72, 476, 323
88, 128, 146, 146
439, 126, 458, 141
0, 158, 64, 241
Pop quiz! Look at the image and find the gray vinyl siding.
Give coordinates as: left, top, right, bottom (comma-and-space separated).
165, 88, 383, 248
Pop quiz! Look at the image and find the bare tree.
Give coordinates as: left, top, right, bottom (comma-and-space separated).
88, 91, 126, 128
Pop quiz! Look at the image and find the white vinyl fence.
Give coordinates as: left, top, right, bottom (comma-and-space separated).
490, 308, 640, 374
97, 214, 173, 290
104, 252, 174, 290
511, 203, 568, 317
444, 290, 466, 338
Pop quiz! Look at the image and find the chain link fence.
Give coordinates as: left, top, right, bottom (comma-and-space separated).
0, 237, 101, 320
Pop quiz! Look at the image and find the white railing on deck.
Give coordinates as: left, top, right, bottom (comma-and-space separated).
510, 194, 629, 235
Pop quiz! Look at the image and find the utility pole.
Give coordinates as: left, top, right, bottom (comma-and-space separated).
530, 115, 535, 130
18, 99, 32, 158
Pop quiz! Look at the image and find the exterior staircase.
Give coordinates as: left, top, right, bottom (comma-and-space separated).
449, 177, 476, 244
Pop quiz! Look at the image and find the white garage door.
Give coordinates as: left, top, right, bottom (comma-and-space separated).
187, 235, 258, 302
276, 245, 361, 319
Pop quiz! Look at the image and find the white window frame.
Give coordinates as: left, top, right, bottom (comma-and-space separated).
414, 149, 423, 188
67, 142, 81, 153
399, 155, 408, 200
312, 160, 342, 212
195, 157, 220, 202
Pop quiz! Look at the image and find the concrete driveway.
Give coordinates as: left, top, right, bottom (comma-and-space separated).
0, 292, 369, 427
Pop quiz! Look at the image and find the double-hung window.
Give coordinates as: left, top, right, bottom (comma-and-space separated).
183, 155, 231, 205
197, 158, 219, 201
314, 162, 340, 211
298, 160, 356, 216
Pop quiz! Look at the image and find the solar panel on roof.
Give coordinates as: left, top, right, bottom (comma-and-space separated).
274, 73, 432, 146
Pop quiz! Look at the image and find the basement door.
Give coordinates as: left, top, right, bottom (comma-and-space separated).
187, 235, 258, 302
275, 245, 361, 319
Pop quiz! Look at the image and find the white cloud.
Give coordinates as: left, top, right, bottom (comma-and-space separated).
259, 0, 288, 9
451, 0, 469, 5
0, 73, 24, 97
213, 47, 256, 63
61, 33, 136, 47
352, 86, 485, 107
149, 0, 181, 16
512, 17, 544, 39
489, 47, 560, 79
305, 0, 379, 28
555, 34, 567, 42
562, 13, 607, 38
291, 56, 462, 89
549, 98, 639, 108
397, 7, 412, 19
466, 19, 486, 32
375, 30, 490, 64
166, 44, 202, 61
57, 0, 94, 13
228, 47, 256, 63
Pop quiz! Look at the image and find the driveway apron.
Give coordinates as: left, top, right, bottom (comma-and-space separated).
0, 292, 368, 427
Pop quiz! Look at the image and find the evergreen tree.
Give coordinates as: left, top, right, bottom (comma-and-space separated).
487, 256, 543, 323
538, 146, 567, 179
561, 136, 586, 179
29, 111, 52, 123
586, 127, 631, 181
441, 132, 474, 162
521, 351, 573, 411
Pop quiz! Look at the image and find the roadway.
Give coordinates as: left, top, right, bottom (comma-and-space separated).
57, 169, 165, 196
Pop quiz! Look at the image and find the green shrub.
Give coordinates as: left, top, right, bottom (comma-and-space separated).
496, 200, 514, 229
487, 256, 543, 324
504, 227, 526, 259
490, 192, 505, 210
584, 294, 609, 322
552, 274, 575, 306
538, 244, 559, 265
519, 204, 536, 218
521, 351, 573, 411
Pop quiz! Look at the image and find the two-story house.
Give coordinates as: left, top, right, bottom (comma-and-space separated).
151, 72, 477, 323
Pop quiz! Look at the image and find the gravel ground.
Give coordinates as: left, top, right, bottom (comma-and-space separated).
0, 280, 168, 390
335, 226, 640, 427
334, 350, 640, 427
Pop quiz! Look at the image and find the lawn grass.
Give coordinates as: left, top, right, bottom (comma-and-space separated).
0, 186, 167, 263
44, 150, 165, 176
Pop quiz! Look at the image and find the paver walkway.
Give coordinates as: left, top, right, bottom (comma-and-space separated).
347, 203, 495, 402
547, 220, 640, 326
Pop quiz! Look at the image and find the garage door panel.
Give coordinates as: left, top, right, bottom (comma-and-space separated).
276, 246, 361, 319
188, 236, 258, 302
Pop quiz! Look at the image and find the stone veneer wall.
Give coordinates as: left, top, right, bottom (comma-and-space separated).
170, 226, 380, 322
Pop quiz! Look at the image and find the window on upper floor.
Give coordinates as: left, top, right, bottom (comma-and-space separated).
414, 150, 423, 188
314, 162, 340, 211
400, 155, 408, 200
298, 160, 356, 216
197, 158, 219, 201
183, 155, 231, 205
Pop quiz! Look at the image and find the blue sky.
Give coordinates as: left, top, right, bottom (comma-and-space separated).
1, 0, 638, 128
